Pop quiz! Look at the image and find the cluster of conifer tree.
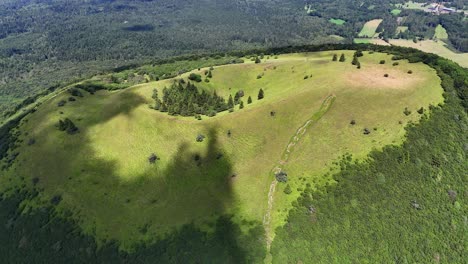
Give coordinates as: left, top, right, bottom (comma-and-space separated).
153, 81, 229, 117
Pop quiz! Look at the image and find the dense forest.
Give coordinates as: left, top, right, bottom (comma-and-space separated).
1, 0, 466, 123
0, 43, 466, 263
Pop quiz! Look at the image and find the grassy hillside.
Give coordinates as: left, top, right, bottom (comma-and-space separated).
271, 60, 467, 263
0, 50, 444, 252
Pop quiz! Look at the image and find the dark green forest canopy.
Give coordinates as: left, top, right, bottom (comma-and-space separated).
1, 0, 466, 122
0, 43, 466, 263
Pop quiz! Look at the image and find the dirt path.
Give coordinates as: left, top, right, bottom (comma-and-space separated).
263, 94, 336, 252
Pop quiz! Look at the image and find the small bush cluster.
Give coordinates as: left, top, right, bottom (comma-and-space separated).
275, 171, 288, 182
57, 118, 78, 134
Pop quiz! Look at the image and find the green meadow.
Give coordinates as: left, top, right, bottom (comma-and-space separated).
391, 9, 402, 15
358, 19, 383, 38
329, 18, 346, 25
1, 51, 444, 250
434, 24, 449, 40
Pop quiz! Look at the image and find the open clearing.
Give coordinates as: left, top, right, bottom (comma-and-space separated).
358, 19, 383, 38
329, 18, 346, 25
434, 24, 449, 40
391, 9, 402, 15
1, 51, 444, 249
389, 39, 468, 68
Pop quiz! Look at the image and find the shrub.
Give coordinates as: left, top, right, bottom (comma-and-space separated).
148, 153, 159, 164
332, 54, 337, 61
275, 171, 288, 182
363, 128, 371, 135
57, 118, 78, 134
284, 184, 292, 194
403, 107, 412, 116
50, 195, 62, 205
304, 75, 309, 80
384, 74, 389, 77
379, 60, 386, 64
68, 88, 83, 97
247, 96, 252, 104
392, 62, 399, 66
417, 107, 424, 114
255, 57, 261, 64
407, 70, 413, 74
196, 134, 205, 142
350, 120, 356, 125
27, 138, 36, 146
57, 100, 66, 107
68, 97, 76, 102
188, 73, 202, 82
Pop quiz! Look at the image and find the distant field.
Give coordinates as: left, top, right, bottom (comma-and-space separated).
434, 24, 449, 40
389, 39, 468, 68
391, 9, 402, 15
358, 19, 383, 38
354, 38, 390, 46
329, 18, 346, 25
354, 38, 371, 44
396, 1, 427, 11
396, 26, 409, 34
1, 51, 444, 249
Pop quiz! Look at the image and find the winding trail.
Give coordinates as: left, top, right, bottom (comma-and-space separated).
263, 94, 336, 251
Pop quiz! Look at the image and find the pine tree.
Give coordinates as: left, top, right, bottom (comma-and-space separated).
258, 88, 264, 100
339, 54, 345, 62
228, 94, 234, 108
152, 89, 159, 100
332, 54, 337, 61
247, 96, 252, 104
239, 100, 244, 109
234, 92, 240, 105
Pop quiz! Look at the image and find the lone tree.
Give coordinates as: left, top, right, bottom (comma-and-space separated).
255, 57, 261, 64
239, 100, 244, 109
258, 88, 264, 100
247, 96, 253, 104
228, 94, 234, 109
332, 54, 338, 61
339, 53, 345, 62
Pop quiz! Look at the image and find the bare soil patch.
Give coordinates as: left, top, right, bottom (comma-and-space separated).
345, 67, 423, 90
